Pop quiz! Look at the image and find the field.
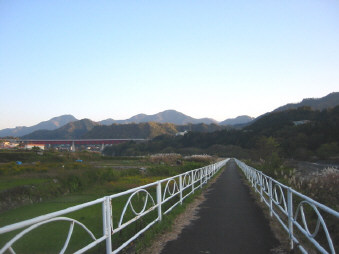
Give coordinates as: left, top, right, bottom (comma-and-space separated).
0, 150, 215, 253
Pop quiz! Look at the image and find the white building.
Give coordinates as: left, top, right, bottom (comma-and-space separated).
175, 130, 188, 136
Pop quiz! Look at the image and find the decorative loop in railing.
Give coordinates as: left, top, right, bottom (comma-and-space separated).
0, 159, 229, 254
272, 184, 288, 214
234, 158, 339, 254
162, 178, 179, 201
182, 172, 192, 188
193, 169, 201, 182
118, 189, 156, 227
0, 217, 97, 254
294, 201, 336, 254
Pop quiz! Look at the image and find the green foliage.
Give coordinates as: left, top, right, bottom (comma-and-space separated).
146, 161, 205, 177
104, 106, 339, 161
0, 178, 48, 191
83, 122, 226, 140
0, 154, 217, 253
22, 119, 98, 139
316, 142, 339, 160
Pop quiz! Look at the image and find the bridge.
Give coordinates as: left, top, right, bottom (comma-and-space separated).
0, 159, 338, 253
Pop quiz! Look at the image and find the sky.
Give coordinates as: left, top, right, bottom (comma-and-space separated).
0, 0, 338, 129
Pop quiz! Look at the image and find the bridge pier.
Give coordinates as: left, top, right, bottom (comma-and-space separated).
71, 141, 75, 152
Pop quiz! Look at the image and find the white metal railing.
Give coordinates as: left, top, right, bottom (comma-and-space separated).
234, 158, 339, 254
0, 159, 229, 254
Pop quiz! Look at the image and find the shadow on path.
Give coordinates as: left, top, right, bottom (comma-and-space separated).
160, 159, 280, 254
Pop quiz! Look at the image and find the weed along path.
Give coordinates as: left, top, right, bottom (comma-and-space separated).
159, 159, 280, 254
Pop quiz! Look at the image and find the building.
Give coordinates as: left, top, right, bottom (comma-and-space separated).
1, 141, 19, 149
293, 120, 311, 126
176, 130, 188, 136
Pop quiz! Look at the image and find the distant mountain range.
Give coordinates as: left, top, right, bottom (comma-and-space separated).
23, 121, 228, 140
219, 115, 255, 125
273, 92, 339, 112
1, 92, 338, 138
0, 110, 248, 138
0, 115, 77, 137
23, 119, 98, 140
99, 110, 218, 125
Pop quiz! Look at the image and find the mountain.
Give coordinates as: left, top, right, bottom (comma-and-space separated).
99, 118, 116, 125
273, 92, 339, 112
82, 122, 227, 139
83, 122, 178, 139
106, 105, 339, 160
3, 92, 338, 138
22, 119, 98, 140
0, 115, 78, 137
219, 115, 254, 126
99, 110, 218, 125
21, 121, 227, 140
176, 123, 228, 133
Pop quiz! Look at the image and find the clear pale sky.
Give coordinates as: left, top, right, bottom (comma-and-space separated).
1, 0, 338, 129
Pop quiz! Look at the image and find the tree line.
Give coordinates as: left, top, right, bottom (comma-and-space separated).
103, 106, 339, 162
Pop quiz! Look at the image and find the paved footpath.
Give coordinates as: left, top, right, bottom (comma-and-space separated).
160, 159, 280, 254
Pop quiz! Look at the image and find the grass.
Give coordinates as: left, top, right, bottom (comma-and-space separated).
0, 153, 216, 253
0, 178, 48, 191
237, 160, 339, 254
134, 180, 214, 253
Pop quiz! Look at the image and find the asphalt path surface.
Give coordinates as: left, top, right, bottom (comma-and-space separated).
160, 159, 279, 254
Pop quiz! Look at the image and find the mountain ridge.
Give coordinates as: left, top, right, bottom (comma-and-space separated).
99, 110, 219, 125
2, 92, 338, 138
273, 92, 339, 112
22, 119, 99, 140
0, 115, 78, 137
23, 121, 228, 140
219, 115, 254, 125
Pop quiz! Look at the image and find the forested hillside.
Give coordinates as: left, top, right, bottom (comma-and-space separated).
103, 106, 339, 161
83, 122, 227, 139
273, 92, 339, 112
22, 121, 227, 140
83, 122, 178, 139
22, 119, 98, 139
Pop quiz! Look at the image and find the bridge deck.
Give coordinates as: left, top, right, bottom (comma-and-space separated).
160, 160, 281, 254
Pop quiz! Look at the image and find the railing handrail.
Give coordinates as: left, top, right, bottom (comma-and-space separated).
242, 163, 339, 217
0, 159, 229, 254
3, 158, 336, 254
0, 197, 106, 234
234, 158, 338, 254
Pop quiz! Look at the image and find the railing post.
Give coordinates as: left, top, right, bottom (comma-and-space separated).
191, 170, 195, 193
179, 175, 183, 204
287, 188, 294, 250
200, 168, 203, 188
269, 178, 273, 217
251, 171, 254, 188
102, 199, 107, 238
157, 181, 162, 221
204, 167, 208, 184
104, 196, 112, 254
260, 174, 263, 202
207, 166, 209, 180
206, 166, 209, 181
